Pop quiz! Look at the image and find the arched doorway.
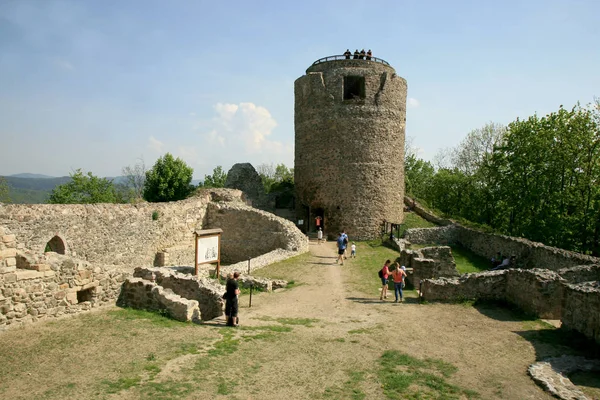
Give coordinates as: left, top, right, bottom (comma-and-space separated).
45, 236, 66, 255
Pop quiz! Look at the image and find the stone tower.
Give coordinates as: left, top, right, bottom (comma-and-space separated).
294, 54, 407, 240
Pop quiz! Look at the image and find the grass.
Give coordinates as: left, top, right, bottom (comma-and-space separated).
378, 350, 479, 399
256, 316, 320, 327
408, 243, 490, 274
397, 212, 438, 237
322, 369, 367, 399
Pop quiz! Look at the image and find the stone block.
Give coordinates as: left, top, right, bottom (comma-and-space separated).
0, 248, 17, 258
0, 266, 16, 274
82, 281, 99, 290
59, 283, 69, 289
65, 292, 78, 304
4, 273, 17, 283
2, 235, 16, 243
6, 258, 16, 267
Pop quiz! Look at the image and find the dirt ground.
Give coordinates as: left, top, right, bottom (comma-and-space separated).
0, 239, 595, 399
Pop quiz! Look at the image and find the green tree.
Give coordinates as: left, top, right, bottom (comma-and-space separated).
0, 177, 11, 203
48, 169, 120, 204
143, 153, 194, 202
256, 163, 293, 193
200, 166, 227, 188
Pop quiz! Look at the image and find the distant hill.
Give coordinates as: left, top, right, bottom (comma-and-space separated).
9, 173, 55, 179
1, 176, 72, 204
1, 173, 203, 204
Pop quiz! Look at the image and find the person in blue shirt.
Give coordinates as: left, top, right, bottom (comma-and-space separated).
336, 232, 347, 265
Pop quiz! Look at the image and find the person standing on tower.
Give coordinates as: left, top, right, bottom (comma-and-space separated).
353, 49, 359, 59
360, 49, 366, 59
366, 49, 372, 60
343, 49, 351, 59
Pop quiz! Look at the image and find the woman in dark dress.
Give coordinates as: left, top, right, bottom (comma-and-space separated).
224, 272, 241, 326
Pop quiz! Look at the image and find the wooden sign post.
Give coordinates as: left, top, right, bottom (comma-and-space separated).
194, 228, 223, 278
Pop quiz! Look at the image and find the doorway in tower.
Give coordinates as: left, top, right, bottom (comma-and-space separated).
313, 208, 325, 234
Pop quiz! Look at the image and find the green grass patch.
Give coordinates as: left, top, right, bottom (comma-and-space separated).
348, 324, 384, 335
397, 212, 437, 237
239, 325, 293, 333
108, 308, 184, 328
378, 350, 478, 399
256, 316, 320, 327
449, 245, 490, 274
140, 380, 194, 399
322, 369, 366, 400
207, 329, 240, 357
217, 377, 238, 395
101, 376, 142, 394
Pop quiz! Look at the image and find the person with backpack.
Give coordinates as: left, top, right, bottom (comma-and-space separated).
379, 259, 391, 300
391, 263, 407, 303
336, 232, 347, 265
341, 230, 349, 259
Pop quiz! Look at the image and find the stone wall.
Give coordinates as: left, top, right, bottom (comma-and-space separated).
404, 196, 453, 226
561, 282, 600, 344
119, 278, 201, 322
294, 58, 406, 239
225, 163, 271, 211
0, 247, 128, 330
411, 246, 458, 285
132, 266, 224, 321
422, 267, 595, 322
404, 225, 599, 271
206, 201, 308, 264
0, 189, 308, 269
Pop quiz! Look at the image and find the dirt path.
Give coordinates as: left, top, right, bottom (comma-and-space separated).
236, 240, 553, 399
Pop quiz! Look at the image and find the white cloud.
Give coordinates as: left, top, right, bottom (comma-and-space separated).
147, 136, 165, 153
203, 102, 285, 154
408, 98, 420, 108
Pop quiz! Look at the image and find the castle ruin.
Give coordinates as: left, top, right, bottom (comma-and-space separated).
294, 54, 407, 239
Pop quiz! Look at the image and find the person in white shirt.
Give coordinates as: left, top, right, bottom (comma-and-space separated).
317, 227, 323, 244
350, 242, 356, 258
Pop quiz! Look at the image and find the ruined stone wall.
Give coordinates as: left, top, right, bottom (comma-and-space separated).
0, 196, 211, 267
404, 196, 453, 226
295, 59, 406, 239
404, 225, 599, 271
562, 282, 600, 344
504, 269, 564, 319
0, 246, 128, 330
206, 201, 308, 264
0, 189, 309, 269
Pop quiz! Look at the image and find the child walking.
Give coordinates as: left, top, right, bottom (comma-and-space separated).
350, 242, 356, 258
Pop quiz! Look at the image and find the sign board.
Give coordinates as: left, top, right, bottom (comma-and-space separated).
196, 235, 219, 264
194, 228, 223, 277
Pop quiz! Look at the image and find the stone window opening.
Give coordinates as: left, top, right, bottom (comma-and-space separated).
77, 288, 94, 303
45, 235, 66, 255
343, 76, 366, 100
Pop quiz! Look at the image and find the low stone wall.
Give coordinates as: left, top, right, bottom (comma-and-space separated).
420, 271, 507, 302
404, 196, 453, 226
562, 282, 600, 344
133, 266, 224, 321
206, 202, 308, 264
0, 250, 128, 330
404, 224, 599, 271
421, 269, 565, 319
557, 264, 600, 284
505, 269, 564, 319
119, 278, 201, 322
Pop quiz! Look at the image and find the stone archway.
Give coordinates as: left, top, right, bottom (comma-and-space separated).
45, 235, 66, 255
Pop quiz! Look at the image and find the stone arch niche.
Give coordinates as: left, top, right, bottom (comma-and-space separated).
45, 235, 67, 255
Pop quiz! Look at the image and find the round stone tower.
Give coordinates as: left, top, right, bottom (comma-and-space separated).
294, 55, 407, 240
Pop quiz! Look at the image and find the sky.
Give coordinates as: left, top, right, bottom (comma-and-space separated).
0, 0, 599, 180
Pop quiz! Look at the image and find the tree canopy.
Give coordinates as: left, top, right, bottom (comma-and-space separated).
143, 153, 194, 202
0, 177, 11, 203
199, 166, 227, 188
405, 102, 600, 256
48, 169, 121, 204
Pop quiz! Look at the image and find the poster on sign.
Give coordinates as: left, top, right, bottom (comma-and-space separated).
196, 235, 219, 264
194, 228, 223, 276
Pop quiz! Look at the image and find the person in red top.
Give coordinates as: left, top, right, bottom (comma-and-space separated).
391, 262, 407, 303
379, 259, 391, 300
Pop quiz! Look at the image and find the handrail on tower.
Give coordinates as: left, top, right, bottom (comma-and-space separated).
311, 55, 390, 66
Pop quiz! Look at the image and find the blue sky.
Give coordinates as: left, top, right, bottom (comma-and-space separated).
1, 0, 598, 179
